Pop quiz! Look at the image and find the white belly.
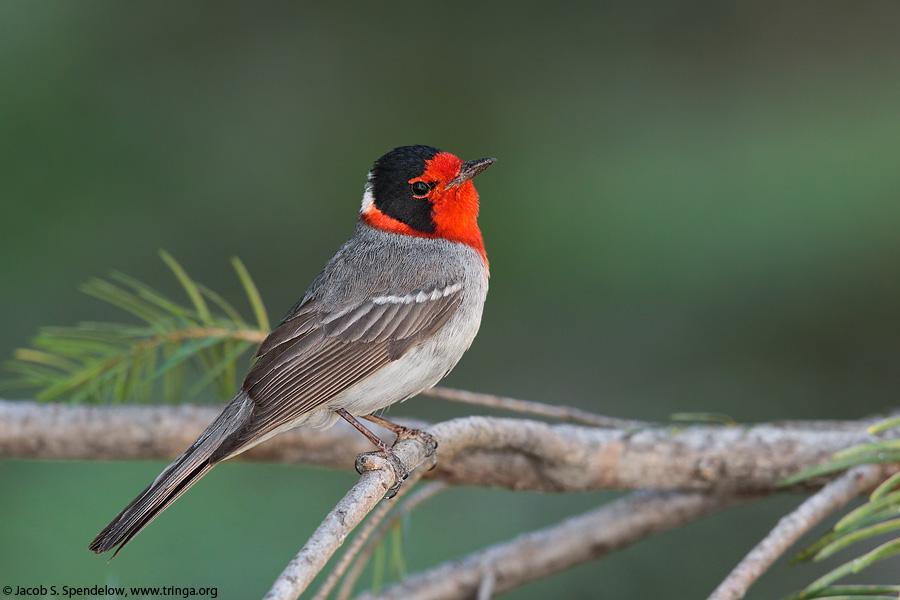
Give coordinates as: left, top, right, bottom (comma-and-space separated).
299, 275, 486, 429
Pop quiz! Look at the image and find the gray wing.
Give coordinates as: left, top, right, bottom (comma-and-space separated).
224, 282, 463, 452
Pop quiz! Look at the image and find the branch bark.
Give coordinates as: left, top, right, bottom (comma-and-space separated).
354, 490, 754, 600
0, 400, 889, 494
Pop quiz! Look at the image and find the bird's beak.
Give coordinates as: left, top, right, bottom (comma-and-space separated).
446, 157, 496, 188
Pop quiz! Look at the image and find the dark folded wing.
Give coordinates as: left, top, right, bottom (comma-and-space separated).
224, 284, 464, 452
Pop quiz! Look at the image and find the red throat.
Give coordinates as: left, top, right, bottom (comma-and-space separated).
361, 151, 487, 265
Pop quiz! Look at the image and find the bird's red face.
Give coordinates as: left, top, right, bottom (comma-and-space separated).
361, 146, 494, 262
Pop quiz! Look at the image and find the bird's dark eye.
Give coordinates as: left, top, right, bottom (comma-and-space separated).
411, 181, 432, 196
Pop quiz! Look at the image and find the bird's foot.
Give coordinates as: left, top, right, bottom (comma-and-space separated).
360, 414, 439, 457
395, 427, 438, 457
355, 449, 409, 498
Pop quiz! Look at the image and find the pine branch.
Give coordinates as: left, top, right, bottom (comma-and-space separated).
2, 251, 268, 404
708, 465, 884, 600
779, 416, 900, 599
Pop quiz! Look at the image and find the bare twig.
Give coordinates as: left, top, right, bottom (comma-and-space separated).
310, 468, 430, 600
262, 469, 393, 600
354, 490, 753, 600
336, 482, 449, 600
310, 486, 409, 600
0, 400, 891, 494
706, 465, 885, 600
421, 386, 650, 429
263, 438, 435, 600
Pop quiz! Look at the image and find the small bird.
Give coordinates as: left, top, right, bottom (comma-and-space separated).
89, 145, 494, 557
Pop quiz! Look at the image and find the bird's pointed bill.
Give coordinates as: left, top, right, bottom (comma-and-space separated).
447, 158, 496, 188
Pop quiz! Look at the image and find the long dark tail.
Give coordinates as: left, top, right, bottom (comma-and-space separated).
88, 392, 255, 557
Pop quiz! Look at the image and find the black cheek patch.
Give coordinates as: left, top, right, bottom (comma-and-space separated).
374, 187, 435, 233
371, 145, 441, 234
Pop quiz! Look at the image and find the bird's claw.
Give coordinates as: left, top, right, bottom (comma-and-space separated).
395, 427, 439, 457
355, 449, 409, 498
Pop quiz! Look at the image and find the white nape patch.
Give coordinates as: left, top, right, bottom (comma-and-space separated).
360, 178, 375, 212
371, 282, 462, 306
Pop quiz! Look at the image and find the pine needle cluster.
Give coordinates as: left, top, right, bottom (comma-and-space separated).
782, 416, 900, 599
2, 251, 269, 405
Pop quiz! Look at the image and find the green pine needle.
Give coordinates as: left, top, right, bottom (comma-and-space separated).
151, 337, 226, 381
833, 439, 900, 462
833, 490, 900, 533
814, 518, 900, 561
669, 412, 738, 426
781, 450, 900, 488
803, 539, 900, 595
232, 256, 271, 332
371, 539, 386, 594
792, 510, 896, 566
784, 586, 900, 600
389, 521, 407, 581
12, 349, 81, 374
198, 283, 247, 326
109, 270, 195, 321
159, 250, 213, 325
869, 416, 900, 434
186, 340, 254, 399
81, 278, 169, 326
870, 470, 900, 501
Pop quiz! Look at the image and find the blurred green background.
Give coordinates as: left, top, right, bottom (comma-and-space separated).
3, 2, 900, 598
